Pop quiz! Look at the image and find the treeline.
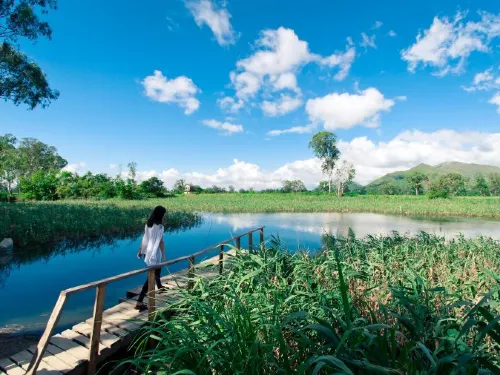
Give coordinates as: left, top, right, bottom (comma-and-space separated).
368, 171, 500, 198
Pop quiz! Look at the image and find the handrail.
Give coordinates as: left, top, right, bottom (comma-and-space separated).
27, 226, 265, 375
63, 226, 265, 296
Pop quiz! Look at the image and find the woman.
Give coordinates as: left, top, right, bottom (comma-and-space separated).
135, 205, 167, 311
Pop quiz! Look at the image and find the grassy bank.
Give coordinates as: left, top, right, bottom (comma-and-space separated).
146, 193, 500, 218
0, 201, 201, 249
120, 232, 500, 374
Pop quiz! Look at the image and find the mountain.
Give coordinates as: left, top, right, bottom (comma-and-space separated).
366, 162, 500, 191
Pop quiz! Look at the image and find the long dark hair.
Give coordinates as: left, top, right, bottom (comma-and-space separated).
147, 206, 166, 227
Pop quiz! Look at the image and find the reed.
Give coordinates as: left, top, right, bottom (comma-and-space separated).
119, 232, 500, 374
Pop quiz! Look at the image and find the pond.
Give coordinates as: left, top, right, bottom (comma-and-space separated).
2, 212, 500, 336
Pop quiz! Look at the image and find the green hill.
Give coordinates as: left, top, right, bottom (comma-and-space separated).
366, 162, 500, 193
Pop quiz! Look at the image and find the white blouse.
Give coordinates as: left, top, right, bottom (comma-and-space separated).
140, 224, 164, 266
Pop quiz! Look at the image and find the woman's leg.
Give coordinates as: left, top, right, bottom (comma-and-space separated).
136, 277, 149, 304
155, 268, 163, 289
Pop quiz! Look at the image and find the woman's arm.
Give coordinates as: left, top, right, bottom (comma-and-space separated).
138, 226, 148, 259
160, 237, 166, 262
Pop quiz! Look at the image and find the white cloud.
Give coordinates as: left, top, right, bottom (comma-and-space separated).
339, 129, 500, 183
267, 124, 316, 136
388, 30, 397, 37
166, 16, 179, 32
463, 67, 500, 92
224, 27, 356, 115
373, 20, 383, 29
489, 93, 500, 113
202, 119, 244, 135
142, 70, 201, 115
261, 95, 303, 116
122, 130, 500, 189
217, 96, 245, 113
109, 164, 117, 169
360, 33, 377, 49
62, 162, 86, 174
306, 88, 396, 130
402, 11, 500, 76
185, 0, 237, 46
318, 46, 356, 81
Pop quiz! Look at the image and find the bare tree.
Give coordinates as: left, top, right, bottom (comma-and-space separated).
334, 160, 355, 197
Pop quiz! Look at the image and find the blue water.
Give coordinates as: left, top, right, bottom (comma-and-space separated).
2, 212, 500, 335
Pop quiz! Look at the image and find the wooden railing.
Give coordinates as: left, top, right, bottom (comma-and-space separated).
26, 226, 265, 375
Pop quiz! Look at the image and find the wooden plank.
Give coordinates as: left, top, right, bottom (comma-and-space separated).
26, 293, 68, 375
88, 284, 106, 375
101, 323, 129, 337
44, 343, 85, 370
0, 358, 25, 375
27, 346, 74, 375
49, 335, 89, 363
10, 350, 33, 370
72, 323, 119, 349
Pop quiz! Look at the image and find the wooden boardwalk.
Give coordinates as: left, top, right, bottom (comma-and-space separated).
0, 227, 264, 375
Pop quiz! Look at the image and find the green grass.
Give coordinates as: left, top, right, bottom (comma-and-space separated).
118, 232, 500, 374
147, 193, 500, 218
0, 200, 201, 250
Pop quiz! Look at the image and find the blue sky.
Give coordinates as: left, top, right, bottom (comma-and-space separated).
1, 0, 500, 188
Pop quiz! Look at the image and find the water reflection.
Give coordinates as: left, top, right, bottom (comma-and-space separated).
209, 212, 500, 240
0, 219, 203, 288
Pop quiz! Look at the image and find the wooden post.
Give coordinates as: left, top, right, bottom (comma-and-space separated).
88, 284, 106, 375
219, 245, 224, 275
248, 233, 253, 253
260, 228, 264, 251
235, 236, 241, 250
26, 293, 68, 375
188, 256, 195, 289
148, 269, 156, 321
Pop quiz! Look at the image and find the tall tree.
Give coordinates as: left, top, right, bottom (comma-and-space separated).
282, 180, 307, 193
334, 160, 355, 197
1, 0, 59, 108
434, 173, 467, 196
488, 173, 500, 196
474, 173, 489, 196
17, 137, 67, 177
309, 132, 340, 195
173, 179, 186, 194
127, 162, 137, 180
406, 172, 429, 196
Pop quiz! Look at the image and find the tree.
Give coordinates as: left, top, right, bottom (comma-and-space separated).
127, 162, 137, 180
139, 177, 167, 198
1, 0, 59, 109
488, 173, 500, 196
435, 173, 467, 196
17, 137, 67, 178
333, 160, 355, 197
173, 179, 186, 194
228, 185, 235, 193
473, 174, 489, 196
309, 132, 340, 195
406, 172, 428, 196
0, 133, 18, 193
18, 169, 59, 200
282, 180, 307, 193
316, 181, 330, 192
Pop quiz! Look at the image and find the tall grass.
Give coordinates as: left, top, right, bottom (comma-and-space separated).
150, 194, 500, 218
0, 201, 201, 249
119, 232, 500, 374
